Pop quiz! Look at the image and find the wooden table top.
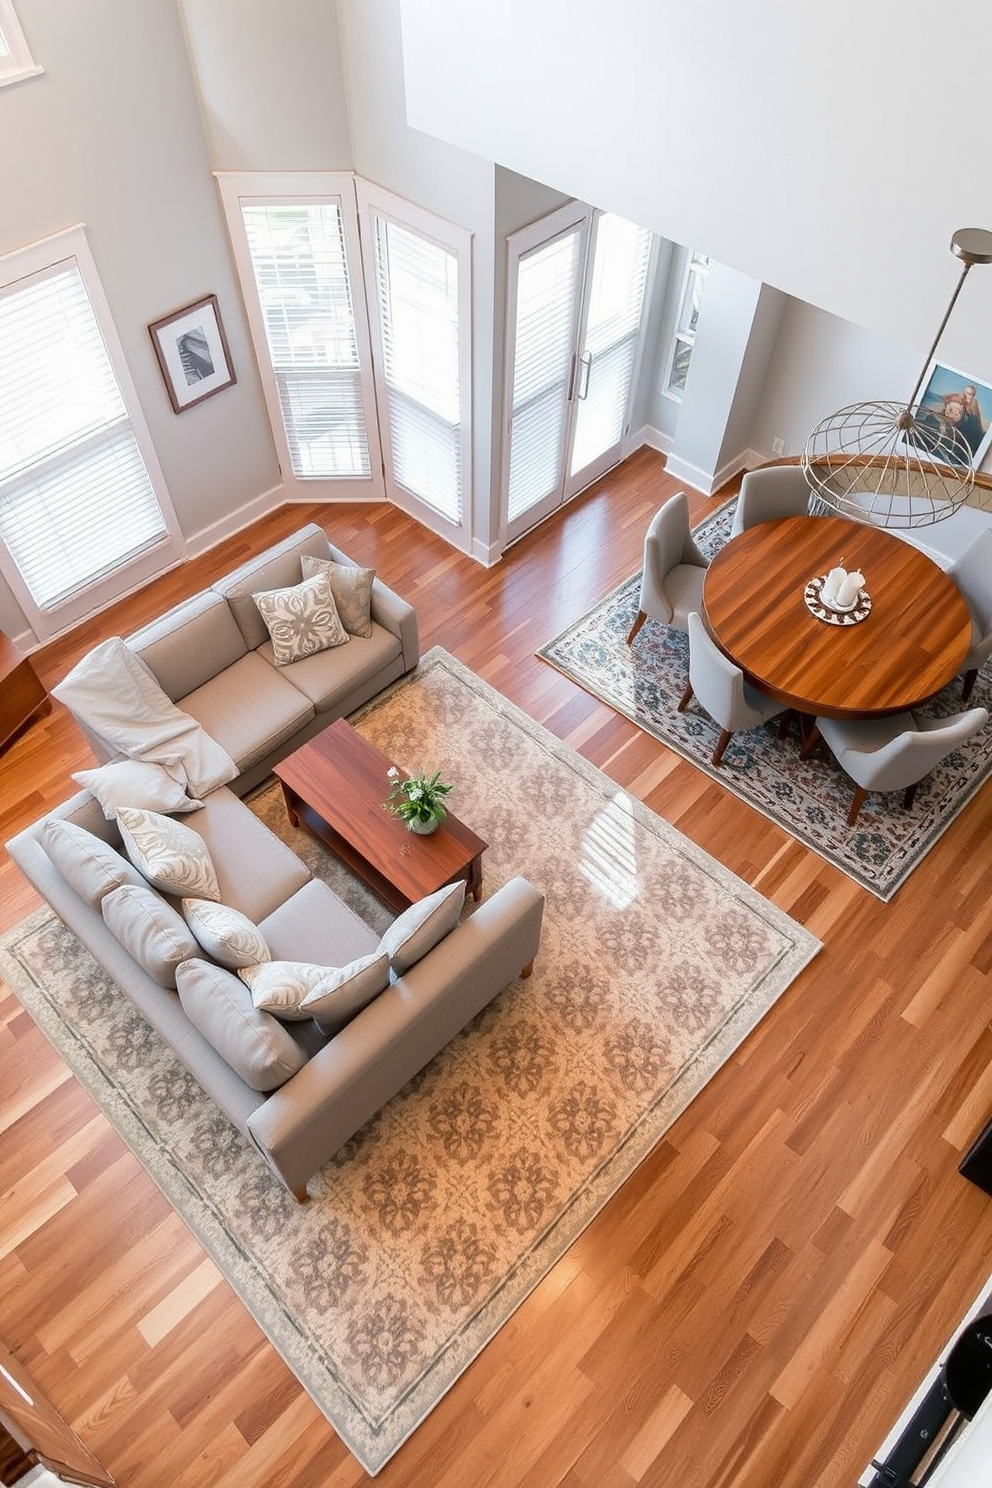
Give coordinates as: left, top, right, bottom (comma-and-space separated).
273, 718, 486, 904
702, 515, 972, 719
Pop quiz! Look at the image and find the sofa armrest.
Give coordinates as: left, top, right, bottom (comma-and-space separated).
245, 876, 544, 1196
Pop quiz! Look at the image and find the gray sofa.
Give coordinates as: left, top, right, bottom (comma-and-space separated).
7, 526, 546, 1197
62, 522, 421, 796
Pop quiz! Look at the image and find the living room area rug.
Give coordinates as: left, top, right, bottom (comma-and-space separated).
0, 648, 819, 1476
537, 500, 992, 901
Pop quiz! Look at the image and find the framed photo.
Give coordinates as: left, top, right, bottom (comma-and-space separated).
148, 294, 236, 413
910, 359, 992, 469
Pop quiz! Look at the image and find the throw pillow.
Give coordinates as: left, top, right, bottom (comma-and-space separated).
40, 818, 147, 908
251, 571, 349, 667
300, 554, 375, 638
237, 960, 336, 1020
101, 884, 199, 989
181, 899, 270, 971
378, 880, 466, 976
116, 806, 221, 901
72, 759, 203, 820
300, 951, 391, 1036
177, 959, 307, 1091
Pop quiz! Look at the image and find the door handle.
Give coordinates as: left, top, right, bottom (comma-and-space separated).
577, 350, 592, 400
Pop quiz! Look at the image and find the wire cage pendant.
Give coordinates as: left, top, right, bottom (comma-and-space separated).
802, 228, 992, 528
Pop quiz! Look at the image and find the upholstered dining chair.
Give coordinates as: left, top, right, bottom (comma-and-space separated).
626, 491, 708, 646
946, 529, 992, 702
678, 611, 789, 767
729, 464, 814, 539
807, 707, 989, 827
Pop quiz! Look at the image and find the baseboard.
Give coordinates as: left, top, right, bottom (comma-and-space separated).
629, 424, 672, 456
184, 482, 285, 557
665, 448, 757, 498
471, 535, 502, 567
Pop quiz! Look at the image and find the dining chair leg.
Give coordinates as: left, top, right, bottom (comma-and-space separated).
711, 729, 733, 768
904, 781, 920, 810
799, 722, 821, 760
962, 668, 978, 703
626, 610, 648, 646
677, 680, 693, 713
778, 709, 795, 740
847, 786, 869, 827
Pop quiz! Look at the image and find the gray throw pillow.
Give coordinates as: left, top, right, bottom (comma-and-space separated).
300, 951, 391, 1035
40, 818, 147, 908
251, 570, 349, 666
72, 759, 203, 819
237, 960, 337, 1020
177, 959, 307, 1092
116, 806, 222, 901
300, 554, 375, 638
378, 880, 466, 976
181, 899, 271, 971
102, 883, 199, 989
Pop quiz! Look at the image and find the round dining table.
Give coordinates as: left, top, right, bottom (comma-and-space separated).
702, 514, 972, 719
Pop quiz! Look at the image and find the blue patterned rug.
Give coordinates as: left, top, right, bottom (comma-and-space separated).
537, 499, 992, 900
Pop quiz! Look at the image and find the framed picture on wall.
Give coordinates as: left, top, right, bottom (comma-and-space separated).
148, 293, 236, 413
907, 359, 992, 469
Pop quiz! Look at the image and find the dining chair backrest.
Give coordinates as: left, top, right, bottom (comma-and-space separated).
644, 491, 706, 584
947, 529, 992, 637
854, 708, 989, 792
730, 465, 813, 538
686, 611, 749, 729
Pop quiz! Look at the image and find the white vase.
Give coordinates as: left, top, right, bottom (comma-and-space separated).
409, 817, 439, 835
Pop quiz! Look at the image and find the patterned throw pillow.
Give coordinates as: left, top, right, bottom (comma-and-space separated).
181, 899, 271, 970
300, 951, 391, 1035
251, 571, 349, 667
72, 759, 203, 819
116, 806, 222, 901
237, 960, 336, 1020
378, 880, 466, 976
300, 554, 375, 638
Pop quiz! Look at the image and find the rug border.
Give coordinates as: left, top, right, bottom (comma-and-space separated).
0, 646, 821, 1475
534, 514, 992, 902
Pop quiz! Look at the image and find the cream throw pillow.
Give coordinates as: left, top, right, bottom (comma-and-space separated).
237, 960, 335, 1020
73, 759, 203, 819
300, 951, 391, 1035
252, 571, 349, 667
181, 899, 270, 970
300, 554, 375, 638
378, 881, 466, 976
117, 806, 222, 901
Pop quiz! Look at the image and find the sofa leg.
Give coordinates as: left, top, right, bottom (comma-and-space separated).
289, 1182, 310, 1204
519, 960, 535, 979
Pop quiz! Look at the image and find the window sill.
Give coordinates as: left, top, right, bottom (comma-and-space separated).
0, 63, 44, 89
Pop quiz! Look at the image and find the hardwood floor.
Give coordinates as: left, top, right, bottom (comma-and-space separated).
3, 445, 992, 1486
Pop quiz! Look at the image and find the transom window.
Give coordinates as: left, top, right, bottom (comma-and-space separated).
664, 249, 709, 402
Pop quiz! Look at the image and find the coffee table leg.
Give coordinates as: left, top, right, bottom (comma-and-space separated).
280, 781, 301, 829
468, 854, 484, 902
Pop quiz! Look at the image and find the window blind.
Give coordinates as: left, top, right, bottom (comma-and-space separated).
0, 263, 168, 610
371, 215, 462, 524
506, 227, 582, 523
240, 202, 371, 479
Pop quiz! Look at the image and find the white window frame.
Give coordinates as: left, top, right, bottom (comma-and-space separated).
215, 170, 384, 504
0, 226, 185, 642
0, 0, 43, 87
662, 248, 709, 404
356, 180, 473, 551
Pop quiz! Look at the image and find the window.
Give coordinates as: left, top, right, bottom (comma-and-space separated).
663, 249, 709, 401
216, 172, 382, 503
360, 184, 471, 534
0, 0, 42, 86
0, 227, 184, 639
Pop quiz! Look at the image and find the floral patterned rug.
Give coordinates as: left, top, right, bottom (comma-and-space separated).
0, 649, 818, 1475
538, 501, 992, 900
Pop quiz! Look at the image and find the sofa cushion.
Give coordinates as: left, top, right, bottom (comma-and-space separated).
117, 807, 222, 901
378, 881, 466, 976
301, 554, 375, 638
125, 591, 248, 701
40, 818, 147, 908
177, 959, 307, 1091
256, 878, 380, 966
252, 571, 349, 667
181, 899, 271, 970
256, 620, 402, 713
300, 951, 391, 1036
237, 960, 335, 1020
102, 883, 199, 989
175, 787, 311, 925
213, 525, 332, 651
177, 651, 314, 773
72, 760, 203, 820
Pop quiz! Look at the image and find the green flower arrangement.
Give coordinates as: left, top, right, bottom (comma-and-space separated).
383, 765, 454, 833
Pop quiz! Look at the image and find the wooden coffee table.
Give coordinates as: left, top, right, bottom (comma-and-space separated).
272, 718, 487, 913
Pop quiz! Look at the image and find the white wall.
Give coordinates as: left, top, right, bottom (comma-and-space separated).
2, 0, 280, 642
398, 0, 992, 384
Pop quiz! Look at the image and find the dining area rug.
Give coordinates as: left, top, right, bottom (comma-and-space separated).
0, 649, 819, 1476
537, 500, 992, 900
